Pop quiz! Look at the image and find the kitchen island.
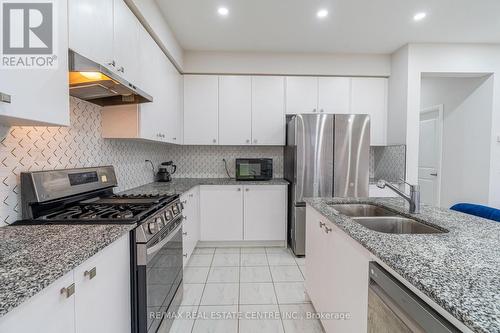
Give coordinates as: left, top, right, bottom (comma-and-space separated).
305, 197, 500, 333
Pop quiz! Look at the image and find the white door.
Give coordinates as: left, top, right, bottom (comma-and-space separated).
0, 271, 75, 333
318, 77, 351, 113
113, 0, 140, 83
0, 0, 69, 126
74, 235, 130, 333
200, 186, 244, 241
183, 75, 219, 145
138, 27, 162, 141
285, 77, 318, 114
219, 76, 252, 145
243, 185, 287, 241
68, 0, 114, 67
251, 76, 285, 145
351, 78, 388, 145
418, 105, 443, 206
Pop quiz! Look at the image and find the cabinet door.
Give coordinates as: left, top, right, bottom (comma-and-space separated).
68, 0, 114, 67
318, 77, 351, 114
200, 186, 244, 241
164, 65, 183, 144
285, 77, 318, 114
243, 185, 287, 241
113, 0, 140, 84
0, 271, 75, 333
251, 76, 285, 145
182, 187, 200, 265
0, 0, 69, 126
219, 76, 252, 145
74, 234, 130, 333
184, 75, 219, 145
351, 78, 388, 145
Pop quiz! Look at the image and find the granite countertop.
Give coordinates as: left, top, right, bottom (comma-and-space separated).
120, 178, 289, 196
0, 223, 134, 317
305, 197, 500, 333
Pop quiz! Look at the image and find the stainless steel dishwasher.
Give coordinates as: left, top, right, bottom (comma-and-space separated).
368, 262, 461, 333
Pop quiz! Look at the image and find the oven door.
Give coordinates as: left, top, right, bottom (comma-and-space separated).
135, 218, 183, 333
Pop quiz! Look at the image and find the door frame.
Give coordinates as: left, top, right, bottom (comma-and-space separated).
419, 104, 444, 206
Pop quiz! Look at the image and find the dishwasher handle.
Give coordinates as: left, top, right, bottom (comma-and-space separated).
369, 262, 460, 333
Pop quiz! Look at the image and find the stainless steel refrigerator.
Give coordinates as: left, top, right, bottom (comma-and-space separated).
284, 114, 370, 256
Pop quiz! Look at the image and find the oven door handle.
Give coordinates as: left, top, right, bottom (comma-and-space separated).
146, 222, 182, 257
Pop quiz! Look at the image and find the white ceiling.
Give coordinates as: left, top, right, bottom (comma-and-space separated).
156, 0, 500, 54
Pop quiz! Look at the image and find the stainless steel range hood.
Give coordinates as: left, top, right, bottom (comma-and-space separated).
68, 50, 153, 106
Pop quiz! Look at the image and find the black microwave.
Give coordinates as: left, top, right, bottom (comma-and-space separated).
235, 158, 273, 181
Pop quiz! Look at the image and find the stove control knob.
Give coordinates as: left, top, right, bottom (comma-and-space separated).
155, 216, 164, 227
148, 221, 159, 234
164, 210, 172, 221
172, 205, 179, 214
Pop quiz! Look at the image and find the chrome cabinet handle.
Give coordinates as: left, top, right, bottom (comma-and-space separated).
212, 139, 217, 143
107, 60, 116, 67
60, 283, 75, 298
319, 221, 325, 228
182, 232, 188, 236
430, 173, 438, 176
320, 109, 324, 113
84, 267, 97, 280
313, 108, 317, 113
245, 188, 249, 192
324, 226, 332, 234
0, 92, 11, 104
181, 200, 187, 204
172, 137, 176, 141
183, 253, 188, 258
237, 188, 241, 191
253, 139, 258, 144
117, 66, 125, 73
246, 139, 250, 143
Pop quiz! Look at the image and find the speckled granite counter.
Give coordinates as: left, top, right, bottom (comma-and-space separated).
120, 178, 289, 196
305, 197, 500, 333
0, 224, 134, 317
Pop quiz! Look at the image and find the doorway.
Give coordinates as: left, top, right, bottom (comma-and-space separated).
418, 105, 443, 206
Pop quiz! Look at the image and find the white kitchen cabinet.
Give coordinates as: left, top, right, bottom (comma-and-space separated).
200, 186, 244, 241
306, 205, 370, 333
219, 76, 252, 145
183, 75, 219, 145
285, 77, 318, 114
0, 0, 69, 126
243, 185, 287, 241
0, 235, 130, 333
251, 76, 285, 145
0, 271, 75, 333
113, 0, 140, 84
351, 78, 388, 145
181, 186, 200, 266
318, 77, 351, 113
68, 0, 114, 68
74, 234, 130, 333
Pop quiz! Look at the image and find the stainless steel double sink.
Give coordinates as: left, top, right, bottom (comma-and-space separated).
328, 204, 446, 234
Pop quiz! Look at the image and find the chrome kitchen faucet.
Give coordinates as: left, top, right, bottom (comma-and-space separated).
377, 179, 420, 214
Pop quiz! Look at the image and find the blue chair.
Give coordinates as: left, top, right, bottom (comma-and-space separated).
450, 203, 500, 223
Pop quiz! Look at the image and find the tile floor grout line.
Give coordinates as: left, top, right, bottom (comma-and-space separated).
190, 250, 215, 333
266, 246, 287, 333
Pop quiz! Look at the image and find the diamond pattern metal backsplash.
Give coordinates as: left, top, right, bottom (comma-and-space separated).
370, 145, 406, 182
0, 97, 284, 226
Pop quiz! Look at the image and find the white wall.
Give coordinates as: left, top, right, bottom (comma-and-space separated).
421, 76, 493, 207
126, 0, 184, 69
387, 45, 409, 145
184, 51, 391, 76
398, 43, 500, 207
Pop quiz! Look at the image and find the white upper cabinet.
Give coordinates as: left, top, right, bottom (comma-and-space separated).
251, 76, 285, 145
68, 0, 114, 67
113, 0, 140, 84
219, 76, 252, 145
184, 75, 219, 145
0, 0, 69, 126
351, 78, 388, 145
318, 77, 351, 114
286, 77, 318, 114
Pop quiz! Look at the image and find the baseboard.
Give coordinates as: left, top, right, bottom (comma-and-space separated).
196, 240, 287, 248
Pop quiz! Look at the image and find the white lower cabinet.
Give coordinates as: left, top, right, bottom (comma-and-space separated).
243, 185, 287, 241
200, 185, 287, 242
306, 205, 370, 333
74, 234, 130, 333
0, 234, 130, 333
181, 186, 200, 266
200, 185, 244, 241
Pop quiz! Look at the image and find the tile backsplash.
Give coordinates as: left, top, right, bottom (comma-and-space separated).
369, 145, 406, 183
164, 145, 283, 179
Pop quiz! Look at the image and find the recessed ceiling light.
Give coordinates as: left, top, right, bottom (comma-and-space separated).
413, 12, 427, 21
218, 7, 229, 16
317, 9, 328, 18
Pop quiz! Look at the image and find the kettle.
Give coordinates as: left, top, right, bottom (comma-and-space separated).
157, 161, 176, 182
